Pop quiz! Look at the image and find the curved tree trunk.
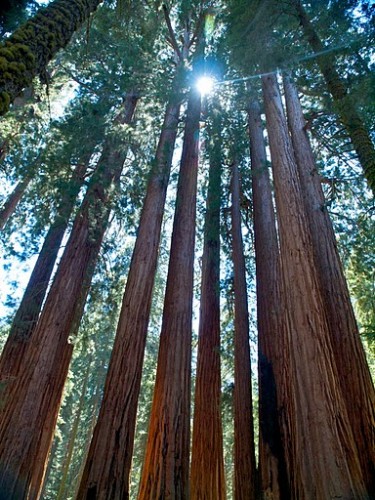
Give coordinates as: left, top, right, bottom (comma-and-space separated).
77, 89, 182, 500
138, 87, 201, 500
291, 0, 375, 193
248, 99, 289, 500
230, 160, 257, 500
262, 73, 367, 499
0, 93, 138, 500
190, 118, 225, 500
0, 0, 103, 115
283, 73, 375, 495
0, 175, 31, 230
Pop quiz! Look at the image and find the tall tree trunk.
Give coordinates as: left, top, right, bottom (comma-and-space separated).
290, 0, 375, 193
138, 87, 201, 500
0, 0, 103, 115
248, 99, 289, 500
283, 73, 375, 495
77, 89, 182, 500
262, 73, 367, 499
0, 93, 137, 500
0, 160, 88, 394
190, 119, 225, 500
230, 160, 257, 500
0, 175, 31, 230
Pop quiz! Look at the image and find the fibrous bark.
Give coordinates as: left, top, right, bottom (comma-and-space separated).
262, 72, 367, 499
283, 73, 375, 495
0, 93, 137, 500
190, 119, 225, 500
0, 0, 103, 114
0, 174, 31, 229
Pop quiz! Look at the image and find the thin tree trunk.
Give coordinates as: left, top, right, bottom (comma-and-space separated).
230, 160, 257, 500
0, 175, 31, 229
190, 120, 225, 500
283, 73, 375, 495
291, 0, 375, 193
138, 87, 201, 500
0, 0, 103, 115
77, 89, 182, 500
248, 98, 290, 500
262, 72, 367, 499
0, 160, 88, 394
0, 93, 137, 500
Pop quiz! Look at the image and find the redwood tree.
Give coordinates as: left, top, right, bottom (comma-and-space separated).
262, 72, 367, 498
0, 174, 31, 229
0, 93, 138, 499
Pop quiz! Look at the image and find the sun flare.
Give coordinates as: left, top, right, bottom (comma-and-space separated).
196, 76, 215, 96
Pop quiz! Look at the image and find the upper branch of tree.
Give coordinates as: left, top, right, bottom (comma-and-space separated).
162, 4, 183, 61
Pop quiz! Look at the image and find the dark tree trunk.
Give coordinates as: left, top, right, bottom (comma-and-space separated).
248, 99, 289, 500
0, 0, 103, 114
190, 119, 225, 500
77, 89, 182, 500
291, 0, 375, 193
138, 88, 201, 500
262, 73, 367, 499
0, 93, 137, 500
231, 160, 257, 500
283, 73, 375, 495
0, 161, 88, 395
0, 175, 31, 229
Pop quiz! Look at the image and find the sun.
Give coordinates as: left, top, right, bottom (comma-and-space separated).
196, 76, 215, 96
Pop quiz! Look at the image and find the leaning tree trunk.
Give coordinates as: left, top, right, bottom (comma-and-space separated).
248, 99, 289, 500
0, 0, 103, 114
77, 89, 182, 500
283, 73, 375, 495
190, 119, 225, 500
290, 0, 375, 193
0, 174, 31, 229
138, 87, 201, 500
0, 93, 137, 500
0, 160, 88, 395
262, 73, 367, 499
230, 160, 257, 500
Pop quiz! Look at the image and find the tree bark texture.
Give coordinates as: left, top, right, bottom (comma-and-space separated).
262, 73, 367, 499
230, 160, 257, 500
0, 93, 137, 500
291, 0, 375, 193
77, 92, 182, 500
138, 88, 201, 500
0, 160, 88, 396
0, 0, 103, 114
283, 73, 375, 495
248, 99, 289, 500
190, 123, 225, 500
0, 175, 31, 230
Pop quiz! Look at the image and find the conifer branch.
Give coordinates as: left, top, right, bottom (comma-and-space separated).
162, 4, 183, 61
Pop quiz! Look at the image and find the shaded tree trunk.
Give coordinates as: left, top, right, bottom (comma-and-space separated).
77, 88, 182, 500
262, 72, 367, 499
291, 0, 375, 193
283, 73, 375, 495
0, 160, 88, 394
138, 87, 201, 500
0, 0, 104, 114
248, 99, 289, 500
230, 160, 257, 500
190, 118, 225, 500
0, 175, 31, 230
0, 93, 138, 500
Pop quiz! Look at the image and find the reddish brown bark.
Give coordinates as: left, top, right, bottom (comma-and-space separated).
190, 126, 225, 500
138, 88, 201, 500
77, 91, 182, 500
0, 93, 138, 499
230, 160, 257, 500
262, 73, 367, 499
248, 99, 289, 500
0, 161, 88, 392
283, 73, 375, 494
0, 175, 31, 230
